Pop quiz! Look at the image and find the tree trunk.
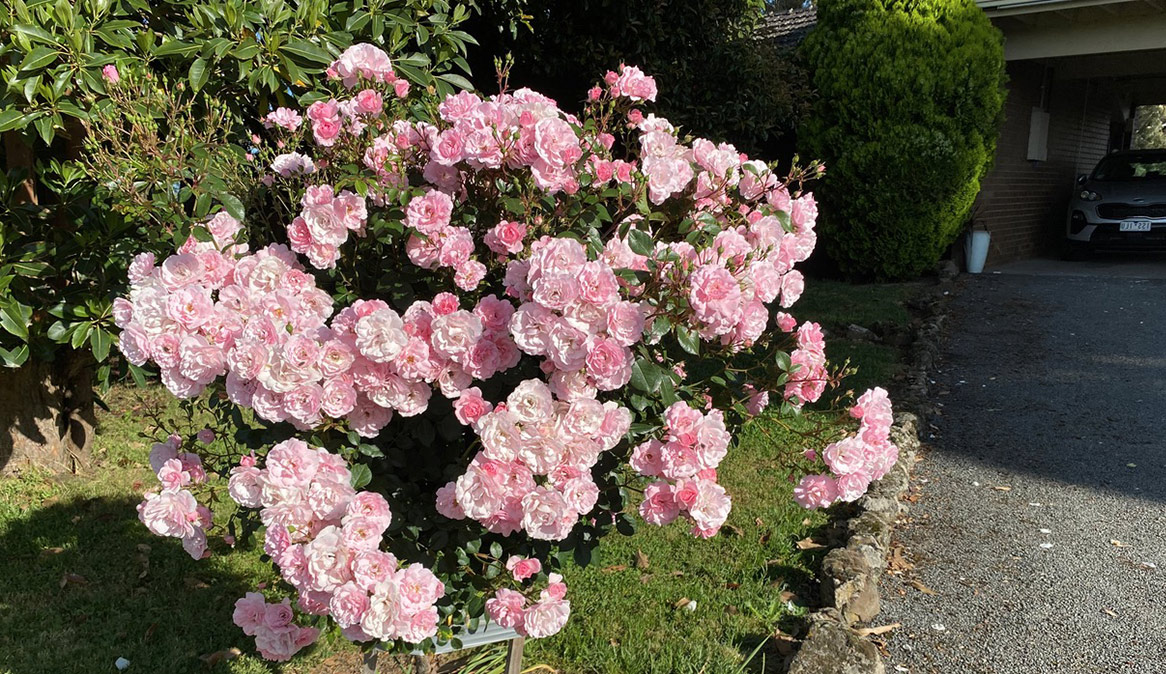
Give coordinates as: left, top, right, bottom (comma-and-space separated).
0, 351, 95, 475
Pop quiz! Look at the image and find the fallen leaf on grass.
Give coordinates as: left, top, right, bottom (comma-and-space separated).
673, 597, 692, 610
601, 565, 627, 573
779, 590, 798, 603
856, 623, 901, 637
143, 622, 157, 641
796, 537, 825, 551
199, 647, 242, 667
640, 574, 652, 585
59, 573, 88, 588
725, 582, 741, 590
992, 486, 1012, 492
801, 517, 813, 526
908, 579, 937, 595
634, 549, 650, 569
723, 524, 744, 537
1110, 539, 1131, 548
670, 570, 684, 577
40, 546, 65, 557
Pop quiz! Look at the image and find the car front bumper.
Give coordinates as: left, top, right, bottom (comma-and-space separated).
1067, 208, 1166, 248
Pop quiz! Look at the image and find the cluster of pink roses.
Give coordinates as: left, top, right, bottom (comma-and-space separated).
631, 402, 732, 538
504, 237, 645, 395
232, 594, 320, 662
793, 387, 898, 508
437, 378, 631, 540
485, 556, 571, 638
119, 45, 900, 662
227, 439, 445, 646
136, 434, 212, 559
785, 321, 829, 406
404, 189, 489, 290
116, 231, 532, 436
287, 185, 367, 268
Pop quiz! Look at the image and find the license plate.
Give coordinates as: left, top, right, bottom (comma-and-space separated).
1120, 221, 1152, 232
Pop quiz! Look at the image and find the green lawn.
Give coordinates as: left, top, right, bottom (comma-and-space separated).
0, 279, 921, 674
525, 412, 830, 674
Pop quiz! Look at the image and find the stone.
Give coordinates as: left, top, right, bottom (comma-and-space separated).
821, 548, 881, 624
788, 612, 885, 674
847, 512, 893, 551
846, 324, 880, 342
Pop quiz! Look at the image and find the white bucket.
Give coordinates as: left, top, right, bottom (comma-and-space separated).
964, 230, 991, 274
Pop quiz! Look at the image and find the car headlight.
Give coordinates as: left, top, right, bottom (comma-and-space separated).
1079, 190, 1102, 201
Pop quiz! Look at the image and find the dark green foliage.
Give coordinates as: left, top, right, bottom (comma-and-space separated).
469, 0, 812, 156
0, 0, 510, 385
799, 0, 1006, 279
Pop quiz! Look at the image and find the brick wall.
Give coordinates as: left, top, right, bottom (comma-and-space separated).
976, 60, 1115, 265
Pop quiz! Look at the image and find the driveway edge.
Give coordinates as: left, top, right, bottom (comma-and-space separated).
787, 288, 949, 674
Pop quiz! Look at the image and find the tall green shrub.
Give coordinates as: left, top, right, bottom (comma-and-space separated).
799, 0, 1006, 279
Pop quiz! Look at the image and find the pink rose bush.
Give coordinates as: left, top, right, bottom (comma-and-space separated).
118, 44, 898, 662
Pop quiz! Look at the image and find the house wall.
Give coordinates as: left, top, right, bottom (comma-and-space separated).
976, 60, 1114, 264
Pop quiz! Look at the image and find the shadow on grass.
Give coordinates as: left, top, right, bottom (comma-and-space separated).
0, 494, 264, 674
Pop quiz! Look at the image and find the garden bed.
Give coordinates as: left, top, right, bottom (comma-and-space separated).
0, 279, 928, 674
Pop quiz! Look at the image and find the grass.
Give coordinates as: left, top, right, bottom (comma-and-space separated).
0, 279, 923, 674
796, 279, 920, 395
525, 413, 830, 674
0, 387, 340, 674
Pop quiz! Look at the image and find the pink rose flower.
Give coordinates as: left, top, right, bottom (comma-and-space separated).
523, 597, 570, 638
505, 555, 543, 582
486, 588, 526, 630
793, 474, 839, 509
453, 387, 493, 426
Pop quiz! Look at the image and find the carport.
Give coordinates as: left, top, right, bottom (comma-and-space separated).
977, 0, 1166, 264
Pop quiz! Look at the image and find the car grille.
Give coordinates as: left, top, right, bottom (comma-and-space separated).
1096, 203, 1166, 219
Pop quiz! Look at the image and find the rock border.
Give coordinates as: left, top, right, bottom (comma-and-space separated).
786, 287, 950, 674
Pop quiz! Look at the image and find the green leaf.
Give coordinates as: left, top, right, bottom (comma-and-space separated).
435, 73, 472, 91
626, 228, 654, 256
218, 194, 245, 221
10, 24, 58, 45
280, 39, 333, 65
89, 327, 112, 362
357, 443, 384, 458
0, 299, 32, 342
45, 320, 69, 342
630, 358, 664, 394
676, 325, 700, 355
0, 344, 29, 368
153, 39, 198, 57
128, 363, 148, 388
188, 58, 210, 92
18, 46, 57, 73
0, 109, 26, 132
349, 463, 372, 489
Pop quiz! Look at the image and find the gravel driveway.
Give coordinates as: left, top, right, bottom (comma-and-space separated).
881, 264, 1166, 673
